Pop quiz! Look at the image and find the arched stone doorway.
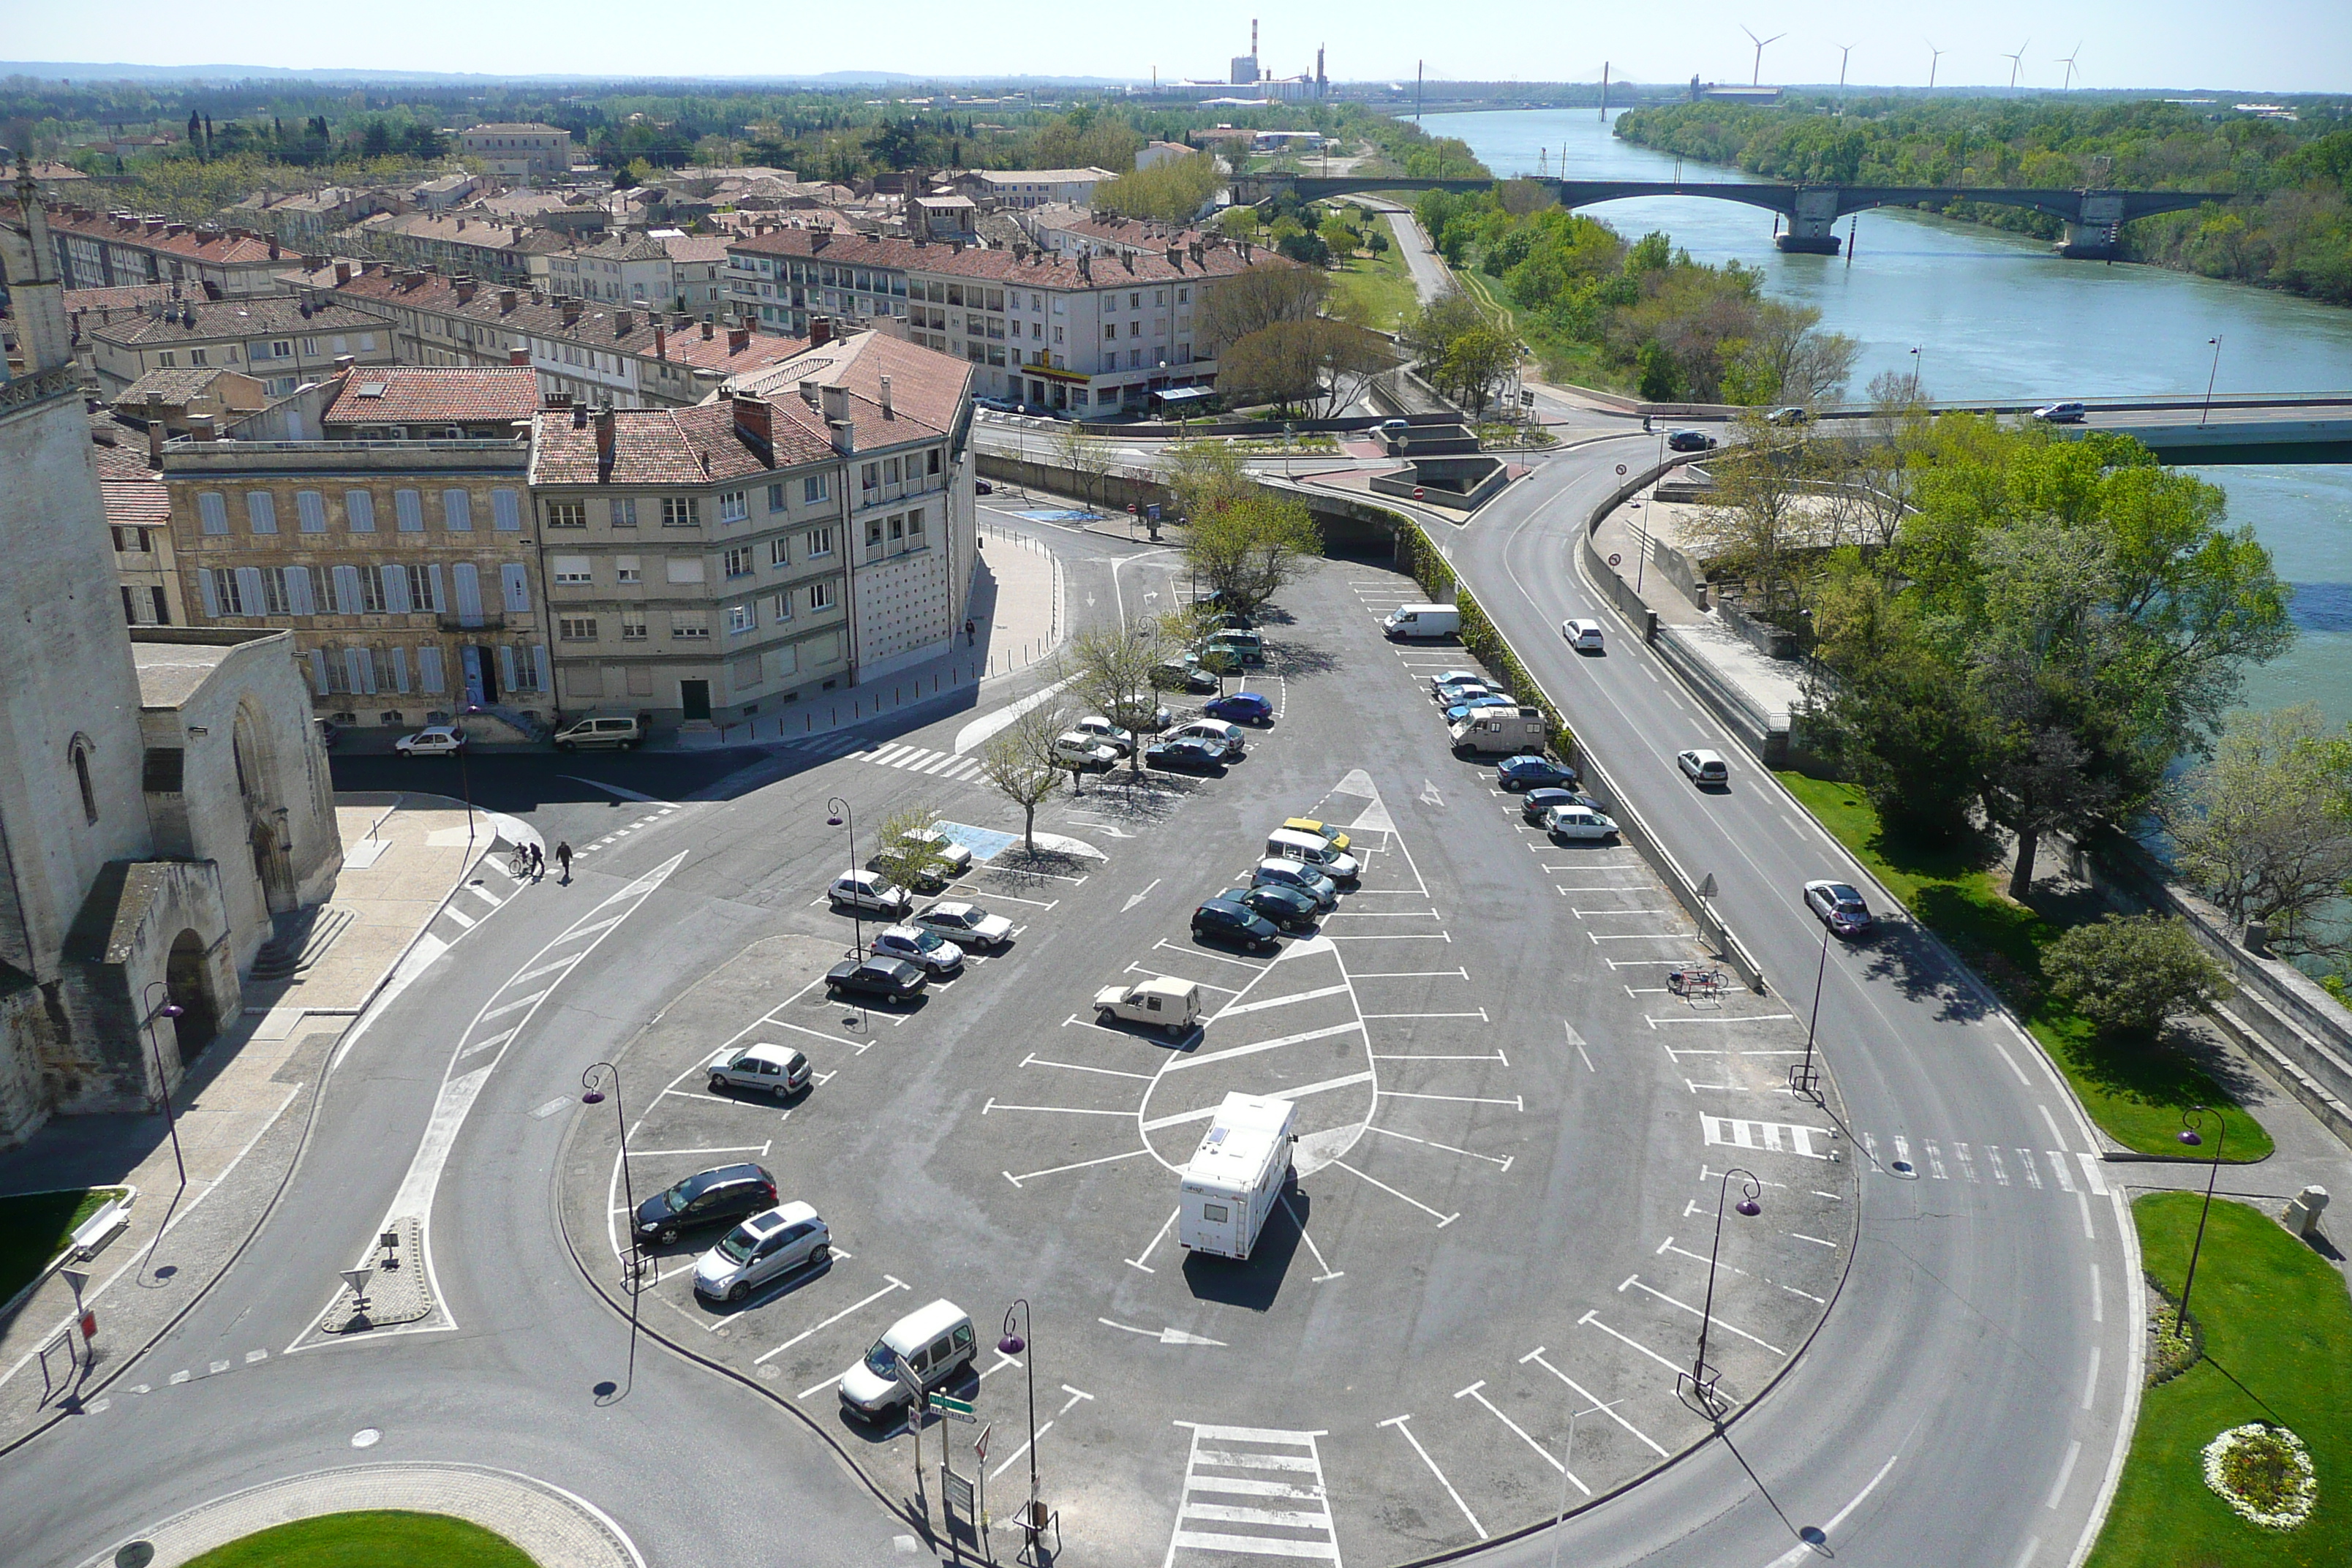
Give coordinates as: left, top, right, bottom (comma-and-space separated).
165, 929, 219, 1065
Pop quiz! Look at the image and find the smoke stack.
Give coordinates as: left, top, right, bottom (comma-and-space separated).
146, 419, 165, 467
655, 325, 667, 360
727, 324, 750, 353
733, 393, 772, 449
334, 260, 352, 284
499, 288, 516, 312
333, 354, 356, 375
454, 278, 476, 304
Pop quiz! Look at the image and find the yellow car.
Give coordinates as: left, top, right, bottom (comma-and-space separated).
1281, 818, 1350, 853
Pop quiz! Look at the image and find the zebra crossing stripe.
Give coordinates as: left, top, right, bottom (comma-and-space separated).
1166, 1424, 1341, 1567
1699, 1115, 1833, 1159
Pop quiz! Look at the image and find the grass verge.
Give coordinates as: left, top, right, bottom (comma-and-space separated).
1776, 772, 2272, 1160
183, 1511, 538, 1568
1329, 239, 1418, 333
0, 1187, 127, 1305
2088, 1194, 2351, 1567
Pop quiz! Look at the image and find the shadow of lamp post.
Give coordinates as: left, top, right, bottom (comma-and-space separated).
582, 1060, 641, 1397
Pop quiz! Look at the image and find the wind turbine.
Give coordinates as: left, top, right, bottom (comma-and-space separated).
1743, 26, 1787, 86
1926, 40, 1946, 90
1836, 43, 1855, 107
2057, 43, 2083, 91
2002, 39, 2031, 93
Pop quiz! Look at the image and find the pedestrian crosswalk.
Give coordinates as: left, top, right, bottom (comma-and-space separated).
1859, 1134, 2108, 1196
1166, 1424, 1341, 1567
780, 731, 985, 783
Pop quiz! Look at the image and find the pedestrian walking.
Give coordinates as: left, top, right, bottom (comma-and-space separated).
528, 842, 544, 879
965, 618, 976, 646
555, 841, 573, 883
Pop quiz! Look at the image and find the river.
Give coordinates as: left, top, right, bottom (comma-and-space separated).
1426, 108, 2352, 729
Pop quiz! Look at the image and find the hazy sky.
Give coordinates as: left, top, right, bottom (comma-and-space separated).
10, 1, 2347, 94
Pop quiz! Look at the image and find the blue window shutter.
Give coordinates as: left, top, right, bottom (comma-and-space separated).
533, 644, 550, 692
307, 649, 329, 695
199, 568, 221, 617
493, 489, 521, 530
381, 564, 411, 614
427, 565, 444, 613
246, 492, 277, 533
500, 563, 531, 613
235, 566, 266, 613
497, 644, 518, 693
332, 565, 360, 614
388, 647, 410, 693
286, 565, 316, 615
297, 491, 327, 532
419, 646, 445, 693
346, 490, 376, 532
443, 489, 472, 531
452, 563, 481, 623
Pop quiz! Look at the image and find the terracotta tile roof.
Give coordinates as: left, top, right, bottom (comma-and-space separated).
530, 406, 763, 486
323, 368, 541, 428
660, 235, 734, 263
350, 211, 534, 252
116, 366, 252, 405
728, 225, 1273, 290
66, 282, 200, 315
87, 416, 170, 524
1021, 203, 1209, 251
38, 207, 287, 267
729, 330, 972, 454
85, 296, 388, 347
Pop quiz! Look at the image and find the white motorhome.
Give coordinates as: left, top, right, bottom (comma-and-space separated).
1177, 1093, 1297, 1261
1450, 706, 1548, 757
1383, 603, 1460, 641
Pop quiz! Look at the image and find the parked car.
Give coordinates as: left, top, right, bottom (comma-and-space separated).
693, 1201, 830, 1304
1667, 429, 1718, 453
1428, 669, 1485, 698
837, 1300, 977, 1422
1561, 619, 1605, 652
1676, 749, 1731, 788
2033, 402, 2087, 424
1543, 803, 1621, 842
633, 1163, 777, 1247
1253, 858, 1338, 909
1204, 611, 1256, 633
1170, 719, 1247, 756
1497, 754, 1580, 792
1803, 880, 1876, 938
908, 901, 1014, 950
1204, 691, 1275, 725
553, 715, 644, 751
1189, 898, 1280, 953
1520, 786, 1600, 826
1432, 676, 1493, 704
1072, 715, 1136, 755
1109, 694, 1175, 734
870, 924, 965, 976
1095, 975, 1207, 1031
1224, 883, 1321, 931
1154, 659, 1221, 695
1765, 406, 1810, 426
1205, 630, 1265, 666
1281, 818, 1351, 853
1145, 738, 1225, 774
394, 724, 465, 758
706, 1043, 812, 1101
825, 957, 927, 1003
829, 871, 914, 917
1444, 694, 1513, 725
902, 826, 975, 876
1051, 733, 1122, 771
973, 480, 995, 494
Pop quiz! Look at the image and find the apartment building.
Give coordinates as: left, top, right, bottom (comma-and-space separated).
228, 186, 399, 243
726, 226, 1273, 413
279, 260, 813, 409
339, 209, 546, 285
84, 295, 396, 398
960, 167, 1121, 211
27, 206, 295, 297
158, 369, 551, 731
532, 328, 975, 725
1017, 203, 1211, 259
458, 124, 576, 183
88, 412, 186, 627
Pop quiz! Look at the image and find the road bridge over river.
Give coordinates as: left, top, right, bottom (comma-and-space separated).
1229, 173, 2227, 258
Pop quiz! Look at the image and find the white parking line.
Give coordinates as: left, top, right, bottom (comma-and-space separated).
1379, 1415, 1486, 1539
1127, 1207, 1182, 1272
1327, 1158, 1458, 1226
1519, 1347, 1670, 1456
1213, 984, 1352, 1019
1577, 1311, 1698, 1384
1360, 1123, 1512, 1171
754, 1276, 910, 1364
1165, 1022, 1366, 1073
1455, 1380, 1586, 1494
1005, 1147, 1158, 1188
984, 1099, 1134, 1117
1143, 1071, 1374, 1130
1619, 1275, 1784, 1355
1022, 1052, 1154, 1082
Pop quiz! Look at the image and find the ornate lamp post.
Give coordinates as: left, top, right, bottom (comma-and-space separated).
1791, 923, 1831, 1101
139, 981, 188, 1194
2200, 335, 2223, 427
2174, 1105, 2227, 1324
1682, 1166, 1761, 1420
582, 1060, 641, 1392
826, 796, 864, 958
998, 1299, 1039, 1520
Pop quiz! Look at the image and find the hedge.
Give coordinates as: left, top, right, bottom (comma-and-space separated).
1391, 517, 1577, 764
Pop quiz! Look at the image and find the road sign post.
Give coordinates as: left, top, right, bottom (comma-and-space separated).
896, 1361, 927, 1516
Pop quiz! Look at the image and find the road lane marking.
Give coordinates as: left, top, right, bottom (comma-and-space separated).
754, 1275, 910, 1363
1455, 1380, 1586, 1493
1144, 1072, 1375, 1130
1005, 1147, 1158, 1187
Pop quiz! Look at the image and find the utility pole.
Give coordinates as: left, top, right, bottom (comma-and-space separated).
1416, 61, 1423, 124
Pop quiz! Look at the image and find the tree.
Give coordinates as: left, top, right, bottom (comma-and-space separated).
1164, 439, 1254, 522
1066, 627, 1169, 773
1276, 230, 1332, 268
1184, 494, 1322, 620
977, 694, 1071, 852
1318, 212, 1360, 257
1199, 260, 1327, 352
1217, 206, 1261, 241
1684, 411, 1839, 626
2160, 705, 2352, 957
1403, 288, 1485, 381
1436, 325, 1517, 415
1052, 421, 1115, 516
2044, 914, 2233, 1041
870, 805, 959, 894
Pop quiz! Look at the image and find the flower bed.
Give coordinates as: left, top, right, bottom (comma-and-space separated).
2202, 1423, 2317, 1530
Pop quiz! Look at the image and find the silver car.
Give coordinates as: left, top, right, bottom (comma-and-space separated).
870, 924, 965, 975
707, 1042, 811, 1100
693, 1202, 830, 1303
908, 901, 1015, 949
1253, 857, 1338, 909
1169, 719, 1246, 757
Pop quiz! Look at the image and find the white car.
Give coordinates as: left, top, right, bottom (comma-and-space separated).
1166, 720, 1244, 759
902, 826, 975, 875
870, 924, 965, 975
1072, 715, 1135, 755
1428, 669, 1483, 697
1561, 619, 1605, 652
706, 1042, 812, 1099
1676, 749, 1730, 787
1432, 676, 1493, 704
1052, 732, 1121, 770
1543, 803, 1620, 841
693, 1202, 830, 1303
829, 870, 914, 917
394, 725, 465, 757
2033, 401, 2087, 424
907, 901, 1014, 949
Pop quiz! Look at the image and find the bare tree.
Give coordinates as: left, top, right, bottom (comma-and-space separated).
1830, 375, 1930, 554
1052, 421, 1116, 516
1198, 260, 1329, 353
2160, 704, 2352, 958
870, 804, 958, 895
1067, 625, 1172, 772
977, 694, 1071, 853
1681, 410, 1839, 625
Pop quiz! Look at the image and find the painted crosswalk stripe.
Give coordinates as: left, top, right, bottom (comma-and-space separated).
1166, 1424, 1341, 1567
1700, 1115, 1833, 1159
443, 904, 477, 930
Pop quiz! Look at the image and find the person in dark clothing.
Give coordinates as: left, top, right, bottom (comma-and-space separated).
528, 842, 544, 878
965, 619, 976, 646
555, 841, 573, 883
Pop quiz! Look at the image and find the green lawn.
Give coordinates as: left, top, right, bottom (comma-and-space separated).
1776, 772, 2272, 1160
183, 1512, 537, 1568
0, 1187, 124, 1305
2089, 1194, 2352, 1567
1329, 238, 1418, 333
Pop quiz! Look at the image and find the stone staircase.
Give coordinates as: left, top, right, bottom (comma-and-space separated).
249, 904, 356, 981
456, 704, 551, 745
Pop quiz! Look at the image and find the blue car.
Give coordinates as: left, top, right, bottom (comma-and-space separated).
1497, 754, 1579, 792
1203, 691, 1274, 725
1444, 695, 1513, 725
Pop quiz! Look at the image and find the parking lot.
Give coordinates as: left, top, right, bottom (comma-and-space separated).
557, 551, 1860, 1568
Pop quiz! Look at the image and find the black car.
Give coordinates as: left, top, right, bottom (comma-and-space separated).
1224, 883, 1320, 931
826, 957, 928, 1002
1520, 786, 1602, 826
973, 479, 995, 494
1497, 754, 1579, 792
634, 1162, 778, 1247
1145, 738, 1225, 774
1667, 429, 1718, 453
1192, 898, 1280, 951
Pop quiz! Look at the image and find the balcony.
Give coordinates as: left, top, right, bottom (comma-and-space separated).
437, 611, 508, 633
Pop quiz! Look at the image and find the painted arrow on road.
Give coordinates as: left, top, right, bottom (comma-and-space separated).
1420, 779, 1444, 807
1098, 1316, 1227, 1347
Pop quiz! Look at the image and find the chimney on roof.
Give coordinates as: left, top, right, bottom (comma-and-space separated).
727, 324, 750, 353
403, 269, 426, 290
808, 316, 833, 348
615, 309, 634, 337
810, 229, 829, 252
561, 297, 583, 326
454, 278, 477, 304
551, 391, 577, 415
820, 382, 851, 426
509, 347, 530, 367
188, 415, 216, 442
499, 287, 516, 312
268, 237, 279, 259
799, 379, 821, 406
333, 354, 356, 375
593, 404, 616, 480
879, 374, 893, 418
700, 318, 715, 341
146, 418, 165, 467
732, 393, 772, 450
655, 324, 667, 361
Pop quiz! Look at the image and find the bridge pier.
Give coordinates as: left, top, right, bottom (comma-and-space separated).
1772, 187, 1842, 255
2057, 192, 2127, 259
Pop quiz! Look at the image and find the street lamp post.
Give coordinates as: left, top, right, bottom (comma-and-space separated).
581, 1061, 641, 1393
826, 796, 863, 959
1682, 1166, 1761, 1420
2200, 335, 2223, 427
139, 981, 188, 1194
998, 1300, 1041, 1525
457, 706, 480, 853
1907, 345, 1923, 401
1791, 924, 1830, 1101
1545, 1395, 1623, 1568
2174, 1105, 2227, 1324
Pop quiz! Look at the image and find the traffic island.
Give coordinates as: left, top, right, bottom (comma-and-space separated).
177, 1511, 536, 1568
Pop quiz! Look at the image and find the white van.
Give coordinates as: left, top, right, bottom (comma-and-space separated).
837, 1299, 978, 1422
1450, 706, 1549, 757
1178, 1094, 1297, 1261
1266, 827, 1360, 883
553, 715, 644, 751
1384, 603, 1460, 642
1093, 975, 1204, 1036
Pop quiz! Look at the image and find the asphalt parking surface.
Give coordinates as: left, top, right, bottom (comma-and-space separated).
557, 554, 1861, 1567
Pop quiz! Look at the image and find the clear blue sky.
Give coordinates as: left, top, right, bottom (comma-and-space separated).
10, 1, 2346, 94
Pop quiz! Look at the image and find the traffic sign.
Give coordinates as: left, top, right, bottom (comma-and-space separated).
929, 1392, 976, 1422
1616, 463, 1627, 475
1697, 873, 1719, 900
1608, 553, 1622, 568
976, 1422, 992, 1462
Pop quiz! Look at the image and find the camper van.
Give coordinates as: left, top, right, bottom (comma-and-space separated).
1450, 706, 1549, 757
1177, 1094, 1298, 1262
1383, 604, 1460, 641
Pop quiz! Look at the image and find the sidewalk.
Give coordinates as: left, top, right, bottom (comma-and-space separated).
667, 519, 1065, 750
0, 794, 504, 1448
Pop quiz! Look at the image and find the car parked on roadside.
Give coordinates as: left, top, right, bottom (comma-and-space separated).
1543, 803, 1621, 841
1520, 786, 1602, 826
829, 870, 914, 918
1803, 880, 1876, 938
1224, 883, 1321, 931
837, 1300, 978, 1422
1203, 690, 1274, 725
1676, 749, 1731, 788
825, 956, 927, 1003
706, 1043, 812, 1101
1191, 897, 1280, 952
1497, 754, 1579, 792
633, 1163, 778, 1247
902, 827, 974, 877
1428, 669, 1485, 698
908, 901, 1014, 950
1253, 858, 1338, 909
1155, 658, 1221, 694
553, 715, 644, 751
1667, 429, 1718, 453
1432, 676, 1493, 704
870, 924, 965, 976
2033, 402, 2087, 424
1145, 737, 1225, 774
394, 724, 465, 758
1561, 619, 1605, 652
693, 1201, 830, 1304
1169, 719, 1247, 757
